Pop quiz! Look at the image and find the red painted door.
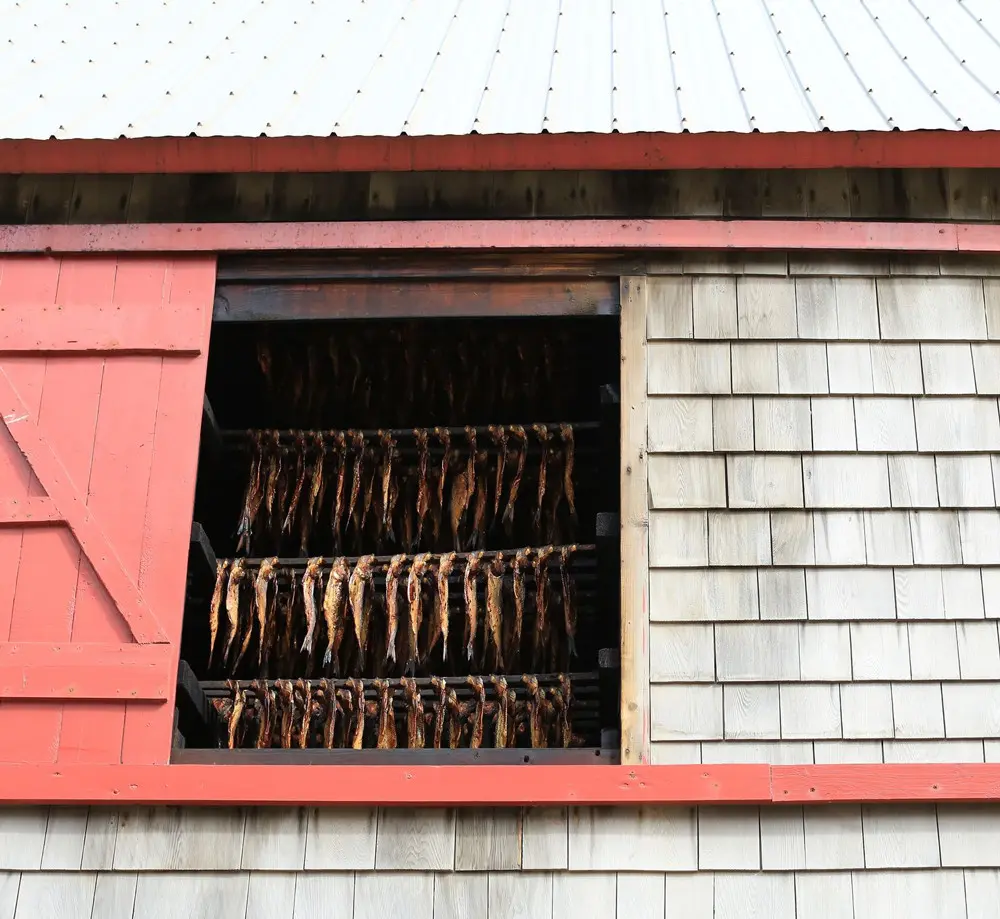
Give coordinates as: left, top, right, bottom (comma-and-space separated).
0, 255, 215, 764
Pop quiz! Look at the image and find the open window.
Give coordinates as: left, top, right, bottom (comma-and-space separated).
174, 260, 622, 763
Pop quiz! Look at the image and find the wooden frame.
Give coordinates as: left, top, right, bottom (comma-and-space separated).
2, 131, 1000, 174
1, 218, 1000, 803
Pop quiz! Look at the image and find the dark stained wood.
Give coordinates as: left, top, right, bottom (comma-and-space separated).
213, 278, 620, 321
171, 747, 617, 765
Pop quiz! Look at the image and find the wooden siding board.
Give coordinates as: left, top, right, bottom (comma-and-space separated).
432, 874, 488, 919
551, 874, 616, 919
853, 869, 967, 919
713, 397, 754, 452
804, 455, 890, 508
568, 807, 697, 871
0, 808, 46, 870
716, 624, 799, 681
39, 806, 87, 870
693, 277, 738, 338
521, 809, 568, 870
648, 397, 713, 452
727, 455, 803, 509
303, 809, 377, 871
112, 808, 245, 871
698, 807, 761, 870
770, 512, 816, 566
780, 685, 842, 740
133, 873, 250, 919
664, 873, 713, 918
649, 623, 715, 682
795, 872, 855, 919
921, 343, 978, 394
648, 455, 726, 509
964, 868, 1000, 919
12, 872, 96, 919
736, 278, 797, 338
841, 684, 894, 740
355, 873, 433, 919
723, 685, 780, 740
245, 873, 296, 919
957, 622, 1000, 679
80, 809, 118, 871
0, 872, 16, 919
454, 809, 521, 871
714, 873, 794, 919
91, 873, 138, 919
759, 806, 806, 870
241, 808, 308, 871
646, 277, 693, 340
778, 343, 830, 394
891, 683, 945, 739
883, 740, 985, 763
732, 343, 779, 394
803, 805, 865, 869
806, 569, 896, 620
375, 809, 456, 871
615, 873, 665, 917
649, 569, 760, 622
487, 874, 553, 919
291, 874, 355, 919
907, 623, 961, 680
799, 623, 852, 681
861, 805, 941, 868
877, 277, 987, 340
758, 569, 807, 620
939, 806, 1000, 868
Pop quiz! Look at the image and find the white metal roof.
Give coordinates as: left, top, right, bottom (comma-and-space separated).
3, 0, 1000, 140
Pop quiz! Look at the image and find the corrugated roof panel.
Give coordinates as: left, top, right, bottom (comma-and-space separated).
714, 0, 818, 133
1, 0, 999, 139
405, 0, 508, 136
544, 0, 614, 133
610, 0, 682, 134
663, 0, 750, 133
474, 0, 559, 135
765, 0, 888, 132
818, 0, 957, 130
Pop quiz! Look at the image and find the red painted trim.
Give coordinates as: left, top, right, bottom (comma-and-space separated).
2, 132, 1000, 174
0, 643, 171, 701
0, 220, 993, 255
0, 498, 61, 524
1, 763, 1000, 805
772, 765, 1000, 803
0, 764, 769, 806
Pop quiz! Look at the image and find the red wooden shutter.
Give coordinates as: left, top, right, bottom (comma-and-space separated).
0, 255, 215, 765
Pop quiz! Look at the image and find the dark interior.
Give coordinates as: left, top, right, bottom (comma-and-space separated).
177, 303, 621, 760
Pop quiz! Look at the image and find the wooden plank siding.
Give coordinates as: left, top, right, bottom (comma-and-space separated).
0, 256, 215, 766
641, 257, 1000, 769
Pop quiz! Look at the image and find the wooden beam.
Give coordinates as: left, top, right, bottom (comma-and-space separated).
0, 763, 771, 805
0, 497, 61, 524
772, 765, 1000, 803
2, 132, 1000, 174
214, 278, 620, 321
0, 642, 172, 701
1, 220, 998, 255
619, 277, 650, 766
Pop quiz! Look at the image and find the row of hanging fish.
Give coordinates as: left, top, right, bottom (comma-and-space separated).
208, 546, 585, 680
235, 423, 578, 557
255, 324, 592, 429
215, 674, 582, 750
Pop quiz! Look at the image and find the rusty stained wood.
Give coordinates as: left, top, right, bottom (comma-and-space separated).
213, 278, 620, 321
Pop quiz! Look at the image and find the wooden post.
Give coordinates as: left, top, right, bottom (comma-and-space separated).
620, 277, 651, 765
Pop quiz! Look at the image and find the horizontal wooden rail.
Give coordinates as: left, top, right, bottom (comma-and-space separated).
0, 498, 61, 524
0, 643, 173, 701
2, 220, 1000, 255
1, 763, 1000, 805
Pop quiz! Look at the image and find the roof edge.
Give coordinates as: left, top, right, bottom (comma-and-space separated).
2, 131, 1000, 174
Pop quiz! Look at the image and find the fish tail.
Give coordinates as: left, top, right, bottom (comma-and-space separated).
322, 647, 332, 667
567, 635, 578, 658
466, 641, 474, 661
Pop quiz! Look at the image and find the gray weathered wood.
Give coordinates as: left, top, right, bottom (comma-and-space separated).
778, 343, 829, 394
664, 873, 713, 918
794, 276, 879, 338
914, 398, 1000, 452
242, 808, 308, 870
921, 343, 977, 394
794, 873, 855, 919
354, 873, 432, 919
885, 740, 985, 763
911, 511, 963, 565
698, 807, 761, 870
878, 277, 987, 340
864, 511, 914, 565
245, 873, 296, 919
814, 511, 867, 565
851, 623, 912, 680
972, 343, 1000, 393
651, 685, 723, 742
939, 806, 1000, 867
736, 277, 797, 338
814, 741, 883, 764
615, 874, 665, 918
650, 741, 702, 764
454, 809, 520, 871
811, 398, 857, 450
799, 623, 852, 681
647, 342, 730, 394
861, 805, 941, 868
828, 343, 874, 393
944, 684, 1000, 738
888, 455, 939, 508
895, 568, 947, 619
723, 684, 780, 739
650, 623, 715, 682
760, 806, 806, 870
960, 511, 1000, 564
780, 685, 842, 739
13, 873, 96, 919
841, 683, 894, 739
716, 624, 799, 681
649, 569, 760, 621
727, 455, 804, 508
758, 569, 807, 620
871, 343, 923, 394
708, 511, 772, 566
648, 398, 713, 452
803, 805, 865, 869
304, 808, 377, 870
520, 808, 567, 870
432, 874, 488, 919
646, 277, 693, 340
893, 683, 945, 739
712, 397, 754, 451
958, 621, 1000, 678
933, 566, 984, 619
569, 807, 697, 871
39, 807, 87, 870
0, 874, 16, 919
291, 873, 355, 919
113, 808, 245, 871
804, 455, 890, 508
936, 455, 996, 507
551, 874, 616, 919
693, 276, 738, 338
753, 398, 813, 451
964, 867, 1000, 919
908, 623, 961, 680
648, 455, 726, 508
0, 808, 47, 870
649, 511, 708, 567
488, 873, 553, 919
732, 343, 779, 394
806, 568, 896, 620
770, 512, 816, 566
91, 873, 138, 919
80, 810, 118, 872
133, 873, 251, 919
714, 874, 794, 919
375, 809, 456, 870
854, 397, 917, 451
853, 868, 966, 919
702, 740, 814, 764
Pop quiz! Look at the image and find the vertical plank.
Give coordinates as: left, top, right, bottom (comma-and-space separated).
0, 873, 17, 919
714, 874, 794, 919
121, 257, 215, 765
454, 809, 520, 871
621, 276, 650, 765
552, 874, 615, 919
304, 809, 377, 870
12, 873, 96, 919
616, 874, 665, 917
91, 873, 138, 919
569, 807, 697, 871
521, 808, 568, 870
112, 807, 245, 871
242, 808, 308, 870
0, 808, 47, 869
245, 873, 295, 919
132, 873, 250, 919
39, 807, 87, 869
81, 809, 119, 870
433, 874, 488, 919
292, 874, 355, 919
664, 874, 714, 918
375, 808, 455, 870
354, 873, 432, 919
488, 873, 553, 919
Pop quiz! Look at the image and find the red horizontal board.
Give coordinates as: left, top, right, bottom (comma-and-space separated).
0, 763, 771, 806
2, 132, 1000, 174
0, 643, 172, 701
0, 498, 61, 523
0, 220, 995, 256
772, 765, 1000, 803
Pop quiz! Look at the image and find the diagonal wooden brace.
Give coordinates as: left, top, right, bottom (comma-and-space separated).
0, 367, 168, 643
